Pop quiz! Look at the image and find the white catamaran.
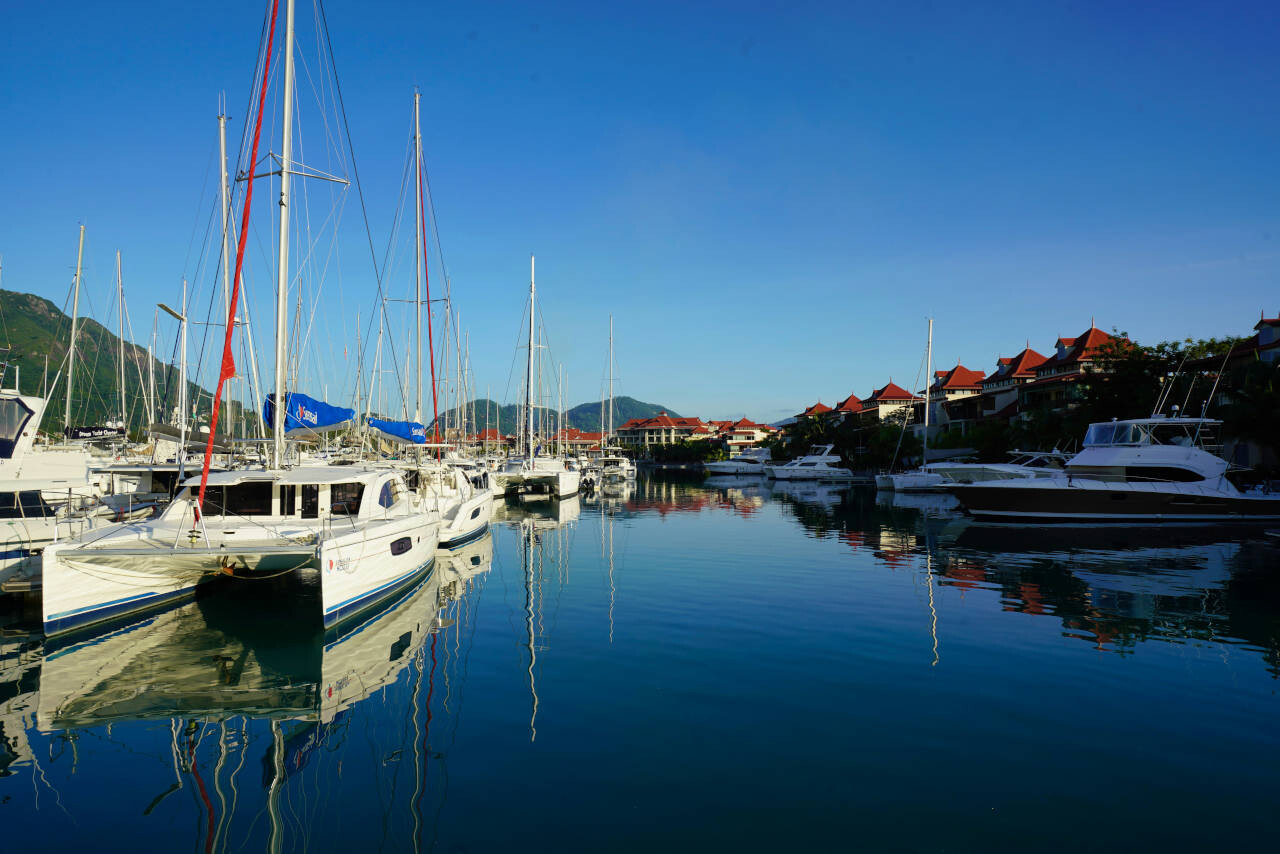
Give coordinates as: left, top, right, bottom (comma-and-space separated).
41, 0, 442, 637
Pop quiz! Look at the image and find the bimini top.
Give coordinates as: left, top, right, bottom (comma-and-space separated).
1083, 417, 1221, 449
262, 393, 355, 437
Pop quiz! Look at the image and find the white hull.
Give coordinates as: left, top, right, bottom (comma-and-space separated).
768, 466, 855, 481
438, 489, 494, 549
41, 525, 319, 637
316, 516, 441, 627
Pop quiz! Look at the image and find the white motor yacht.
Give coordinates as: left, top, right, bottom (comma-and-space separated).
949, 417, 1280, 523
934, 450, 1069, 484
704, 447, 772, 476
41, 465, 441, 637
765, 445, 854, 481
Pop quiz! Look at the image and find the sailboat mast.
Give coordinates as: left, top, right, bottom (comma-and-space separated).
923, 316, 933, 457
217, 105, 234, 435
413, 91, 423, 424
116, 251, 125, 430
148, 313, 156, 428
526, 256, 535, 458
272, 0, 297, 468
608, 314, 614, 441
65, 224, 85, 432
178, 278, 189, 473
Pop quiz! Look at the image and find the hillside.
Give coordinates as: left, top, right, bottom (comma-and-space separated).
430, 396, 678, 435
0, 288, 237, 436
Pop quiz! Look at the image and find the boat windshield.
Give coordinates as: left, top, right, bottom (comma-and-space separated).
1083, 423, 1148, 447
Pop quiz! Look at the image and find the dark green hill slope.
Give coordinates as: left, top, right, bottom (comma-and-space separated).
0, 288, 235, 436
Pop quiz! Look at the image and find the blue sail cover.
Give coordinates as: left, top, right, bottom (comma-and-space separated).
367, 418, 427, 445
262, 393, 355, 436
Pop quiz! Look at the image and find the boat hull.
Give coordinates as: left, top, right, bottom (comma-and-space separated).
317, 517, 441, 628
950, 481, 1280, 523
41, 541, 316, 638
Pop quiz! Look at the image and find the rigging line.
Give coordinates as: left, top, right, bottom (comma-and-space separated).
305, 27, 409, 413
315, 0, 400, 365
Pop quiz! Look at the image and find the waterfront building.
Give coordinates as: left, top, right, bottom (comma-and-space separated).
1019, 324, 1118, 413
615, 412, 708, 446
856, 382, 921, 425
974, 347, 1047, 423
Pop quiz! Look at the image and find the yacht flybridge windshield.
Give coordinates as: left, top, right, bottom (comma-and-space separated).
1082, 419, 1219, 449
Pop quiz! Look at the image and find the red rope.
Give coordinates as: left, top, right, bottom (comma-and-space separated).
419, 154, 440, 458
197, 0, 281, 516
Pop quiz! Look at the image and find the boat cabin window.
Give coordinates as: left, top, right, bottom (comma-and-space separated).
0, 398, 35, 460
331, 482, 364, 516
204, 481, 274, 517
0, 490, 55, 519
301, 484, 319, 519
280, 484, 297, 516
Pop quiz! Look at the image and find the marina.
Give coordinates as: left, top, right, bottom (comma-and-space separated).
1, 0, 1278, 850
3, 475, 1279, 850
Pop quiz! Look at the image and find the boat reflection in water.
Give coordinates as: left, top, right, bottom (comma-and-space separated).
38, 568, 448, 729
21, 553, 471, 852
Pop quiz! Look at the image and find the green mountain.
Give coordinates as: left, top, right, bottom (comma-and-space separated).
430, 396, 678, 435
0, 288, 238, 436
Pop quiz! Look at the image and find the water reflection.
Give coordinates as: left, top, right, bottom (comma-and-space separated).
643, 472, 1280, 672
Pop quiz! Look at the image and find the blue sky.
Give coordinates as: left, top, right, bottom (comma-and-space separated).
2, 0, 1277, 423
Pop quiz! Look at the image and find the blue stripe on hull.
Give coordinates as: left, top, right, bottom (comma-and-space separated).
322, 558, 435, 629
44, 584, 200, 639
438, 521, 489, 551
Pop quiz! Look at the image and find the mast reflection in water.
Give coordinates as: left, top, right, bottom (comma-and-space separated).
3, 476, 1279, 851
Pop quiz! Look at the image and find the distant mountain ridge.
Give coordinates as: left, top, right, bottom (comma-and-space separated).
429, 396, 678, 435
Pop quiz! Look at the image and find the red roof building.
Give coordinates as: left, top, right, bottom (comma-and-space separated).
974, 347, 1048, 422
858, 382, 922, 424
615, 412, 708, 446
795, 401, 833, 419
1020, 324, 1123, 411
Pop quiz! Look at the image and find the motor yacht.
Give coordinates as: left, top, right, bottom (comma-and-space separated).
948, 417, 1280, 523
765, 445, 855, 481
704, 447, 772, 476
934, 450, 1068, 484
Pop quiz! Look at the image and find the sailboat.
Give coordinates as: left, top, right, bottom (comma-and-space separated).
365, 92, 493, 549
592, 316, 635, 485
40, 0, 441, 638
886, 318, 946, 492
0, 230, 156, 595
501, 257, 580, 500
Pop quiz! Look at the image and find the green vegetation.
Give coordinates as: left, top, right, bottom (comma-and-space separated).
0, 288, 233, 437
774, 332, 1278, 471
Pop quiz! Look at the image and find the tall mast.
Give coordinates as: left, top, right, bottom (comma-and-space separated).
413, 91, 423, 424
272, 0, 297, 468
608, 314, 614, 442
148, 310, 157, 428
180, 280, 189, 439
525, 256, 535, 459
218, 104, 234, 435
923, 316, 933, 459
65, 224, 85, 432
116, 251, 125, 429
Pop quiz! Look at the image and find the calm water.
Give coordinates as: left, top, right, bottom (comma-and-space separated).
3, 475, 1279, 852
